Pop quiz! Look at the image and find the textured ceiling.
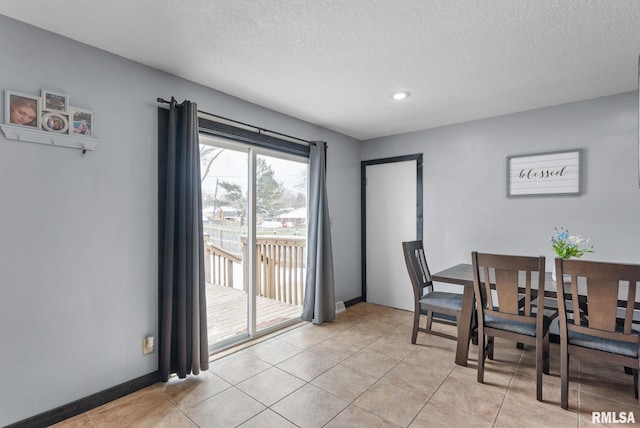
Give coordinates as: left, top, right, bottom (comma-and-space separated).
1, 0, 640, 140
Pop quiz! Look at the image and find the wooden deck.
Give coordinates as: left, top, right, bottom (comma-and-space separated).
206, 283, 303, 346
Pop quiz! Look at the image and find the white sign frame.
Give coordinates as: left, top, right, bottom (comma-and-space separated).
507, 149, 582, 197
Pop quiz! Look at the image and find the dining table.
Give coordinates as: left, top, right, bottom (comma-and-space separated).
432, 262, 637, 366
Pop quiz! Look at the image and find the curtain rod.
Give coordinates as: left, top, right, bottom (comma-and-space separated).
157, 97, 316, 146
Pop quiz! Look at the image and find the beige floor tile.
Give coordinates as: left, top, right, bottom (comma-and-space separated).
402, 345, 457, 377
404, 344, 456, 368
333, 327, 381, 349
309, 322, 351, 337
277, 324, 334, 348
349, 302, 388, 316
50, 413, 94, 427
382, 361, 444, 396
88, 390, 184, 427
52, 303, 621, 428
209, 352, 272, 385
348, 316, 391, 331
238, 409, 299, 428
385, 324, 417, 343
276, 350, 337, 381
325, 404, 400, 427
455, 357, 516, 389
271, 383, 349, 428
579, 357, 637, 382
409, 400, 493, 428
307, 335, 361, 362
236, 367, 305, 406
413, 331, 458, 353
184, 387, 265, 428
354, 380, 429, 427
375, 308, 414, 325
150, 411, 199, 428
342, 348, 401, 378
311, 363, 378, 401
508, 372, 579, 410
495, 388, 578, 428
517, 343, 578, 381
243, 338, 304, 365
579, 372, 638, 406
431, 366, 507, 424
158, 370, 231, 410
352, 319, 400, 336
430, 322, 460, 338
87, 387, 159, 416
365, 335, 419, 360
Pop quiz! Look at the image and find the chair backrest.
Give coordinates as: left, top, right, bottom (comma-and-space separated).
472, 251, 545, 324
402, 240, 433, 301
555, 258, 640, 340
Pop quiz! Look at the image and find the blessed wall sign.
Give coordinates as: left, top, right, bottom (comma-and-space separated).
507, 149, 582, 197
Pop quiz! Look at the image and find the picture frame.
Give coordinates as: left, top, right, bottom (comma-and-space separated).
68, 106, 93, 137
4, 90, 41, 129
42, 112, 69, 134
506, 149, 582, 197
41, 89, 68, 114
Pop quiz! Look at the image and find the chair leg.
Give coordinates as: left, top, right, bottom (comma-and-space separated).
634, 369, 638, 401
560, 341, 569, 410
487, 336, 495, 360
411, 309, 420, 344
536, 338, 544, 402
542, 335, 550, 375
477, 330, 485, 383
426, 311, 434, 333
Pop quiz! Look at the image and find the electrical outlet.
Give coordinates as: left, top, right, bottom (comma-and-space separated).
143, 336, 155, 354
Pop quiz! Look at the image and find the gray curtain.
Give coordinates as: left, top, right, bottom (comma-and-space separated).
158, 98, 208, 381
301, 141, 336, 324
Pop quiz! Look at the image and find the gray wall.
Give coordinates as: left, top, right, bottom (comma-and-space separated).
0, 16, 361, 425
362, 92, 640, 275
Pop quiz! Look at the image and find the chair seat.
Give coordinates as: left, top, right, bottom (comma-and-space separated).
568, 329, 640, 358
485, 313, 553, 337
419, 291, 463, 312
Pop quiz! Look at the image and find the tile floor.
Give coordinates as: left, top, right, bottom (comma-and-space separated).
54, 303, 640, 427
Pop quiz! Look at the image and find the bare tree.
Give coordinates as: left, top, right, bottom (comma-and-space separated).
200, 146, 224, 183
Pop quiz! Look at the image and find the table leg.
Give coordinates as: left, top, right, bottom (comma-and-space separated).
455, 285, 475, 366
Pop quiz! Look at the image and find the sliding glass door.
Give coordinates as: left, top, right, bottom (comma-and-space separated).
199, 134, 308, 352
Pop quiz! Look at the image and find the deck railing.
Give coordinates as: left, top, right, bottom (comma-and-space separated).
204, 235, 306, 306
204, 236, 242, 289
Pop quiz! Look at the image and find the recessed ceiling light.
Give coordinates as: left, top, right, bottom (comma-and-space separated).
392, 91, 410, 100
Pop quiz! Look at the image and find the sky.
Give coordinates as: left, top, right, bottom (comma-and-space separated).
200, 144, 308, 201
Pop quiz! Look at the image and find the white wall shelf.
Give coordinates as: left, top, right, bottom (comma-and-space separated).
0, 124, 99, 152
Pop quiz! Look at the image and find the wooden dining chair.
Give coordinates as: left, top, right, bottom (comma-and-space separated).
402, 240, 464, 343
555, 257, 640, 410
471, 251, 553, 402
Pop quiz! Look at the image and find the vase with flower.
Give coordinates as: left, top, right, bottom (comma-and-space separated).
550, 227, 594, 282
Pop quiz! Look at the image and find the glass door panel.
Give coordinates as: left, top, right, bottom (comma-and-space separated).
255, 154, 307, 332
200, 142, 249, 349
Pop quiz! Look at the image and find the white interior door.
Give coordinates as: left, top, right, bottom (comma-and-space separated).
365, 160, 417, 311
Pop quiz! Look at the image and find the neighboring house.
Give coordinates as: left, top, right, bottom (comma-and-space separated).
277, 207, 306, 227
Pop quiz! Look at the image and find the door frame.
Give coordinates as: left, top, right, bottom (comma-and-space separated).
361, 154, 423, 302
